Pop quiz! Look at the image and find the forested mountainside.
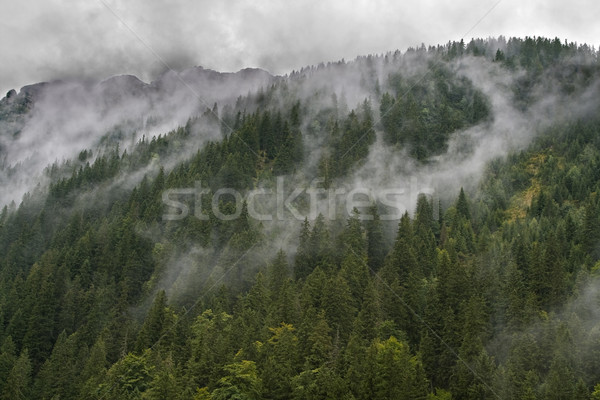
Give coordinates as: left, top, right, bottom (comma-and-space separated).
1, 36, 600, 399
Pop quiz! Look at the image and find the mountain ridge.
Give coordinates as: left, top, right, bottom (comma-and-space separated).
2, 66, 276, 103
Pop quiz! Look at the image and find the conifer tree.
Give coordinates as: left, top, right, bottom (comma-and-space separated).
365, 204, 386, 271
2, 349, 32, 400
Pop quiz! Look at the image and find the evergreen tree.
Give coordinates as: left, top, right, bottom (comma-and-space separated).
365, 204, 386, 271
79, 338, 108, 398
135, 290, 173, 353
2, 349, 32, 400
456, 187, 471, 221
212, 359, 263, 400
294, 218, 312, 281
36, 330, 80, 399
259, 323, 300, 399
0, 337, 16, 395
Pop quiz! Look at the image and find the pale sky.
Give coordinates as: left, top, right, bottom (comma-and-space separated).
0, 0, 598, 95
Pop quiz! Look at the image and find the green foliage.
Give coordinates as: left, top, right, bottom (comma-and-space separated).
2, 349, 31, 400
368, 336, 429, 399
380, 64, 490, 160
211, 359, 262, 400
259, 323, 300, 399
0, 35, 599, 399
97, 351, 154, 399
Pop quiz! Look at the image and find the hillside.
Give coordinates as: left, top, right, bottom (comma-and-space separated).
0, 36, 600, 399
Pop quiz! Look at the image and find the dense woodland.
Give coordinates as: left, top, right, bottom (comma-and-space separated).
1, 37, 600, 399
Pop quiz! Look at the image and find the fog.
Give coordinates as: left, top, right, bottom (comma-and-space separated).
0, 66, 274, 206
133, 44, 600, 299
2, 0, 600, 96
2, 35, 600, 314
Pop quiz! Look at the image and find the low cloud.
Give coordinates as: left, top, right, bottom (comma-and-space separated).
1, 0, 600, 96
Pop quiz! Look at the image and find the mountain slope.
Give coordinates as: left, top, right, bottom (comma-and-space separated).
0, 36, 599, 399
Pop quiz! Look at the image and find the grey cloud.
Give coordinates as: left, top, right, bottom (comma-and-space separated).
2, 0, 599, 96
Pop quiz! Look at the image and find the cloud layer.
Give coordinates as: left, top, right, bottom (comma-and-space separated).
1, 0, 599, 95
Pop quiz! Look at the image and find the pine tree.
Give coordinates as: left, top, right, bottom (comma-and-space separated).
211, 359, 262, 400
2, 349, 31, 400
369, 337, 429, 400
299, 267, 327, 311
304, 310, 333, 370
353, 281, 382, 343
267, 250, 290, 296
135, 290, 172, 353
294, 218, 312, 281
36, 330, 80, 399
322, 274, 355, 341
543, 232, 567, 307
79, 338, 108, 398
259, 323, 299, 399
456, 187, 471, 221
186, 310, 235, 391
449, 296, 496, 400
309, 214, 332, 270
144, 353, 179, 400
365, 204, 386, 271
273, 122, 296, 175
414, 195, 438, 275
384, 211, 418, 283
0, 336, 16, 395
343, 333, 370, 398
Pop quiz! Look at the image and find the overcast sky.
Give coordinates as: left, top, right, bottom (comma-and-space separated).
0, 0, 598, 96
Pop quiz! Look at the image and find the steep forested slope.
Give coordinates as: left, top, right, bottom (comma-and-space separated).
0, 36, 599, 399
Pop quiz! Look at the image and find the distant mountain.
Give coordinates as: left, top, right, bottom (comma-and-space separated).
0, 66, 276, 140
0, 66, 276, 205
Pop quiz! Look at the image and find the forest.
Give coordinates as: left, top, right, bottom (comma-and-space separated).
0, 36, 600, 399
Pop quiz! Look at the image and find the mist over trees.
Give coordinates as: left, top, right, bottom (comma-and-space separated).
0, 36, 600, 398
